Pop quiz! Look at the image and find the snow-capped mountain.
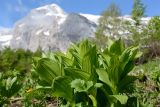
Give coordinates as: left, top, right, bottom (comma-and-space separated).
9, 4, 97, 51
0, 3, 151, 51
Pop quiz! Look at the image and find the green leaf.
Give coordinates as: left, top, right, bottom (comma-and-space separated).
135, 51, 143, 59
101, 53, 111, 67
110, 95, 128, 104
82, 54, 92, 73
6, 77, 17, 90
55, 52, 73, 66
42, 52, 55, 61
122, 61, 134, 77
119, 48, 130, 71
79, 40, 91, 57
82, 45, 98, 82
64, 68, 90, 80
36, 58, 64, 84
94, 83, 103, 88
1, 77, 22, 98
129, 46, 139, 60
71, 79, 93, 93
108, 38, 125, 55
61, 56, 73, 66
119, 46, 139, 79
70, 50, 82, 68
7, 82, 22, 98
52, 76, 73, 101
118, 76, 137, 92
0, 73, 2, 79
96, 69, 113, 90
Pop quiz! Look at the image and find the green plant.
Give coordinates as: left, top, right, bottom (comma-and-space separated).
131, 0, 145, 26
143, 16, 160, 58
96, 39, 142, 107
0, 73, 22, 106
133, 58, 160, 107
95, 3, 129, 48
33, 39, 141, 107
32, 40, 99, 106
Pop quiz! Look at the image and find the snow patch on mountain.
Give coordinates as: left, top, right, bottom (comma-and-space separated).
43, 30, 50, 36
0, 27, 12, 48
0, 34, 12, 47
0, 35, 12, 42
80, 13, 100, 24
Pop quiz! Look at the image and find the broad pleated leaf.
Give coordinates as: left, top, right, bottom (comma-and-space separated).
96, 69, 114, 90
108, 38, 125, 55
55, 52, 73, 66
79, 40, 91, 57
64, 68, 90, 80
52, 76, 73, 101
110, 95, 128, 104
36, 58, 64, 84
71, 79, 93, 93
82, 45, 97, 72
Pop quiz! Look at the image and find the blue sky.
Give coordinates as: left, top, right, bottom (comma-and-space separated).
0, 0, 160, 27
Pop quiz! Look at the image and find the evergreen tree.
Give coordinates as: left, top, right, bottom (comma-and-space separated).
147, 16, 160, 41
131, 0, 145, 25
130, 0, 146, 46
97, 3, 121, 38
143, 16, 160, 57
95, 3, 127, 48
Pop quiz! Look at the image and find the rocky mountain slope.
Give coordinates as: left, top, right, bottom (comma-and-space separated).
0, 4, 150, 51
7, 4, 97, 51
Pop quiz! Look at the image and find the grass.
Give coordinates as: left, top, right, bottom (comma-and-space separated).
132, 57, 160, 107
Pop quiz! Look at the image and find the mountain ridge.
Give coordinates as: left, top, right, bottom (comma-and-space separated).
0, 3, 151, 51
9, 4, 97, 51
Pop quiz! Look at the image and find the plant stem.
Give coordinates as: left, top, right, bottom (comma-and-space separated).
89, 95, 97, 107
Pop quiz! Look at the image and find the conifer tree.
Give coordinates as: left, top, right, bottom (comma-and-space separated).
95, 3, 129, 48
131, 0, 145, 25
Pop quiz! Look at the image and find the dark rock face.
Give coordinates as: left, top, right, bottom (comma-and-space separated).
59, 13, 96, 41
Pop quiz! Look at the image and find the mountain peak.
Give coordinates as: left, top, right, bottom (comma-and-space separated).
35, 3, 65, 15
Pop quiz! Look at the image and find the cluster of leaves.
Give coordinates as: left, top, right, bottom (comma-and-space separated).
0, 73, 22, 106
0, 40, 158, 107
32, 39, 141, 107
